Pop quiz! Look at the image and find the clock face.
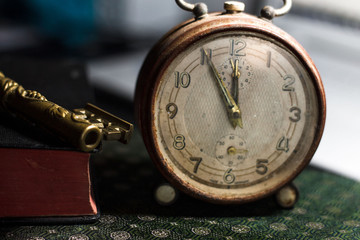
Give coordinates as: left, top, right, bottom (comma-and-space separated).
152, 31, 320, 202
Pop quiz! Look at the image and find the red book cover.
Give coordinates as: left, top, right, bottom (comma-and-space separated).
0, 149, 97, 218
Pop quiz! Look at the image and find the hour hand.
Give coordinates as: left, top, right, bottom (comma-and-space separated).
230, 58, 240, 105
203, 49, 243, 129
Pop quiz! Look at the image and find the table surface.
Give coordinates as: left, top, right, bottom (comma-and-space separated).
1, 131, 359, 240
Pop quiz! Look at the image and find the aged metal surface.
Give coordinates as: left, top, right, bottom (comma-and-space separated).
74, 103, 133, 145
175, 0, 208, 19
275, 183, 299, 208
0, 73, 133, 152
135, 11, 326, 204
260, 0, 293, 20
224, 1, 245, 14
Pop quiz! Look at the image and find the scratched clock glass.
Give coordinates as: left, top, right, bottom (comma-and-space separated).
135, 1, 326, 204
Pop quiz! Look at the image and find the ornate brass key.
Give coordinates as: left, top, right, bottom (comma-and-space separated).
0, 72, 133, 152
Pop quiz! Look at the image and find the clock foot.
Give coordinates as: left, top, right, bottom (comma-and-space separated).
154, 183, 178, 206
275, 183, 299, 208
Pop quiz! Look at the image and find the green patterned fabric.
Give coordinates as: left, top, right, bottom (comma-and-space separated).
1, 131, 360, 239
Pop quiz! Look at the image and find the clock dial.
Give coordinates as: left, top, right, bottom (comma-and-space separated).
152, 31, 320, 201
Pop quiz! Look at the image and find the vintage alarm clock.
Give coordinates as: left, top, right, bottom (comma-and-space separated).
135, 0, 326, 206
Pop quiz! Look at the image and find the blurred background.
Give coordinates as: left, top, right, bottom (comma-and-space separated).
0, 0, 359, 180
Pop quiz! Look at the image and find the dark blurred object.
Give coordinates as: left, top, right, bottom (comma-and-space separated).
0, 0, 97, 58
0, 0, 29, 22
0, 0, 95, 48
0, 57, 93, 108
26, 0, 96, 47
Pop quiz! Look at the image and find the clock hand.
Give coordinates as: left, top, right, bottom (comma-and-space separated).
203, 49, 243, 129
227, 146, 248, 155
230, 59, 240, 105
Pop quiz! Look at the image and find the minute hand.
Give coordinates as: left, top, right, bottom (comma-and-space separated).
203, 49, 243, 129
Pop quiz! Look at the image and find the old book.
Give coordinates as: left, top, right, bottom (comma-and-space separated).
0, 58, 99, 223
